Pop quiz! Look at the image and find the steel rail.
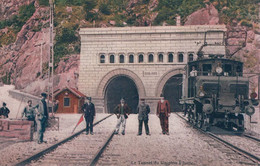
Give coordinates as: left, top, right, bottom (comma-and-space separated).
244, 134, 260, 143
89, 129, 115, 166
15, 114, 113, 166
175, 112, 260, 165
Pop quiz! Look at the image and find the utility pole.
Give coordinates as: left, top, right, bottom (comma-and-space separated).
48, 0, 54, 117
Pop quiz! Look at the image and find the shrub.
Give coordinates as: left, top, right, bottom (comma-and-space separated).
18, 2, 35, 24
240, 20, 253, 27
38, 0, 49, 6
83, 0, 96, 12
54, 43, 69, 65
57, 27, 78, 43
99, 3, 111, 15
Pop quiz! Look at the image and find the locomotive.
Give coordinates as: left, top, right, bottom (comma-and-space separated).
180, 32, 258, 132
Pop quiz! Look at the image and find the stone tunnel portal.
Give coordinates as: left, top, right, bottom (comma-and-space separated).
162, 74, 183, 112
105, 76, 139, 114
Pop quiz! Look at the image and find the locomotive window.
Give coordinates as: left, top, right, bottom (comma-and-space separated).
230, 84, 248, 97
203, 83, 220, 93
202, 64, 212, 76
224, 64, 232, 76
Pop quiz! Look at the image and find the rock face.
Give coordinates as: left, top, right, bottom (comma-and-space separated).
185, 4, 219, 25
0, 0, 80, 96
0, 0, 35, 20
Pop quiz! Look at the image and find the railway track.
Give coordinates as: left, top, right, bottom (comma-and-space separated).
175, 112, 260, 165
15, 114, 114, 166
244, 134, 260, 142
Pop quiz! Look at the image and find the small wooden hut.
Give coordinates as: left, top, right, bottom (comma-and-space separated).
54, 87, 86, 113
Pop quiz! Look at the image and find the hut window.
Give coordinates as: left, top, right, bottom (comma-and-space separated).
158, 54, 163, 62
178, 53, 184, 62
100, 55, 105, 63
110, 55, 115, 63
138, 54, 144, 63
148, 54, 154, 63
64, 98, 70, 107
188, 54, 194, 62
129, 54, 134, 63
119, 54, 124, 63
168, 53, 173, 62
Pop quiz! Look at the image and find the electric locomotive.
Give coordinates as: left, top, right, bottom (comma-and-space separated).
180, 54, 258, 131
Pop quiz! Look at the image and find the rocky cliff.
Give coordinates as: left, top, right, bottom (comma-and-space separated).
0, 0, 259, 96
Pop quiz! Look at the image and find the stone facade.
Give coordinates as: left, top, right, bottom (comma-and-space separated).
79, 25, 226, 113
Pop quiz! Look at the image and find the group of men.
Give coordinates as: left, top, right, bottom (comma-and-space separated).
81, 94, 171, 136
21, 93, 49, 144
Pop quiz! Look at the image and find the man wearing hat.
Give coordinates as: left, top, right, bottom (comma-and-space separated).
82, 97, 95, 135
0, 102, 10, 119
113, 98, 131, 135
156, 94, 171, 135
36, 92, 48, 144
137, 99, 150, 136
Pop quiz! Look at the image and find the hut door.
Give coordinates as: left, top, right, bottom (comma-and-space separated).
74, 105, 77, 113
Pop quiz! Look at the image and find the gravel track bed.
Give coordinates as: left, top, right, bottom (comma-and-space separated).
28, 115, 116, 166
97, 114, 257, 166
217, 134, 260, 159
0, 114, 110, 165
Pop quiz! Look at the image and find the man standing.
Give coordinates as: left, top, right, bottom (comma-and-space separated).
36, 92, 48, 144
156, 94, 171, 135
114, 98, 131, 135
22, 100, 36, 129
137, 99, 150, 136
82, 97, 95, 135
0, 102, 10, 118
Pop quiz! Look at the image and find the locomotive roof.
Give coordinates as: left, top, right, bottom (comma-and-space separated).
188, 58, 243, 66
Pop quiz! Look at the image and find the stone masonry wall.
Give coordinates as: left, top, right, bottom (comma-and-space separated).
0, 119, 34, 141
79, 25, 227, 113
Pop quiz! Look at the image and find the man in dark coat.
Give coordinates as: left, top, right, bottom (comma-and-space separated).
36, 92, 48, 144
156, 94, 171, 135
113, 98, 131, 135
137, 99, 150, 135
0, 102, 10, 118
82, 97, 95, 135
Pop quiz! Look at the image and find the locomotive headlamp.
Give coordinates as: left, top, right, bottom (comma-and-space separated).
216, 67, 223, 74
203, 103, 213, 114
250, 92, 257, 99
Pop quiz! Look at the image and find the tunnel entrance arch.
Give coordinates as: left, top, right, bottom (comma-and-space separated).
162, 74, 183, 112
105, 76, 139, 114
